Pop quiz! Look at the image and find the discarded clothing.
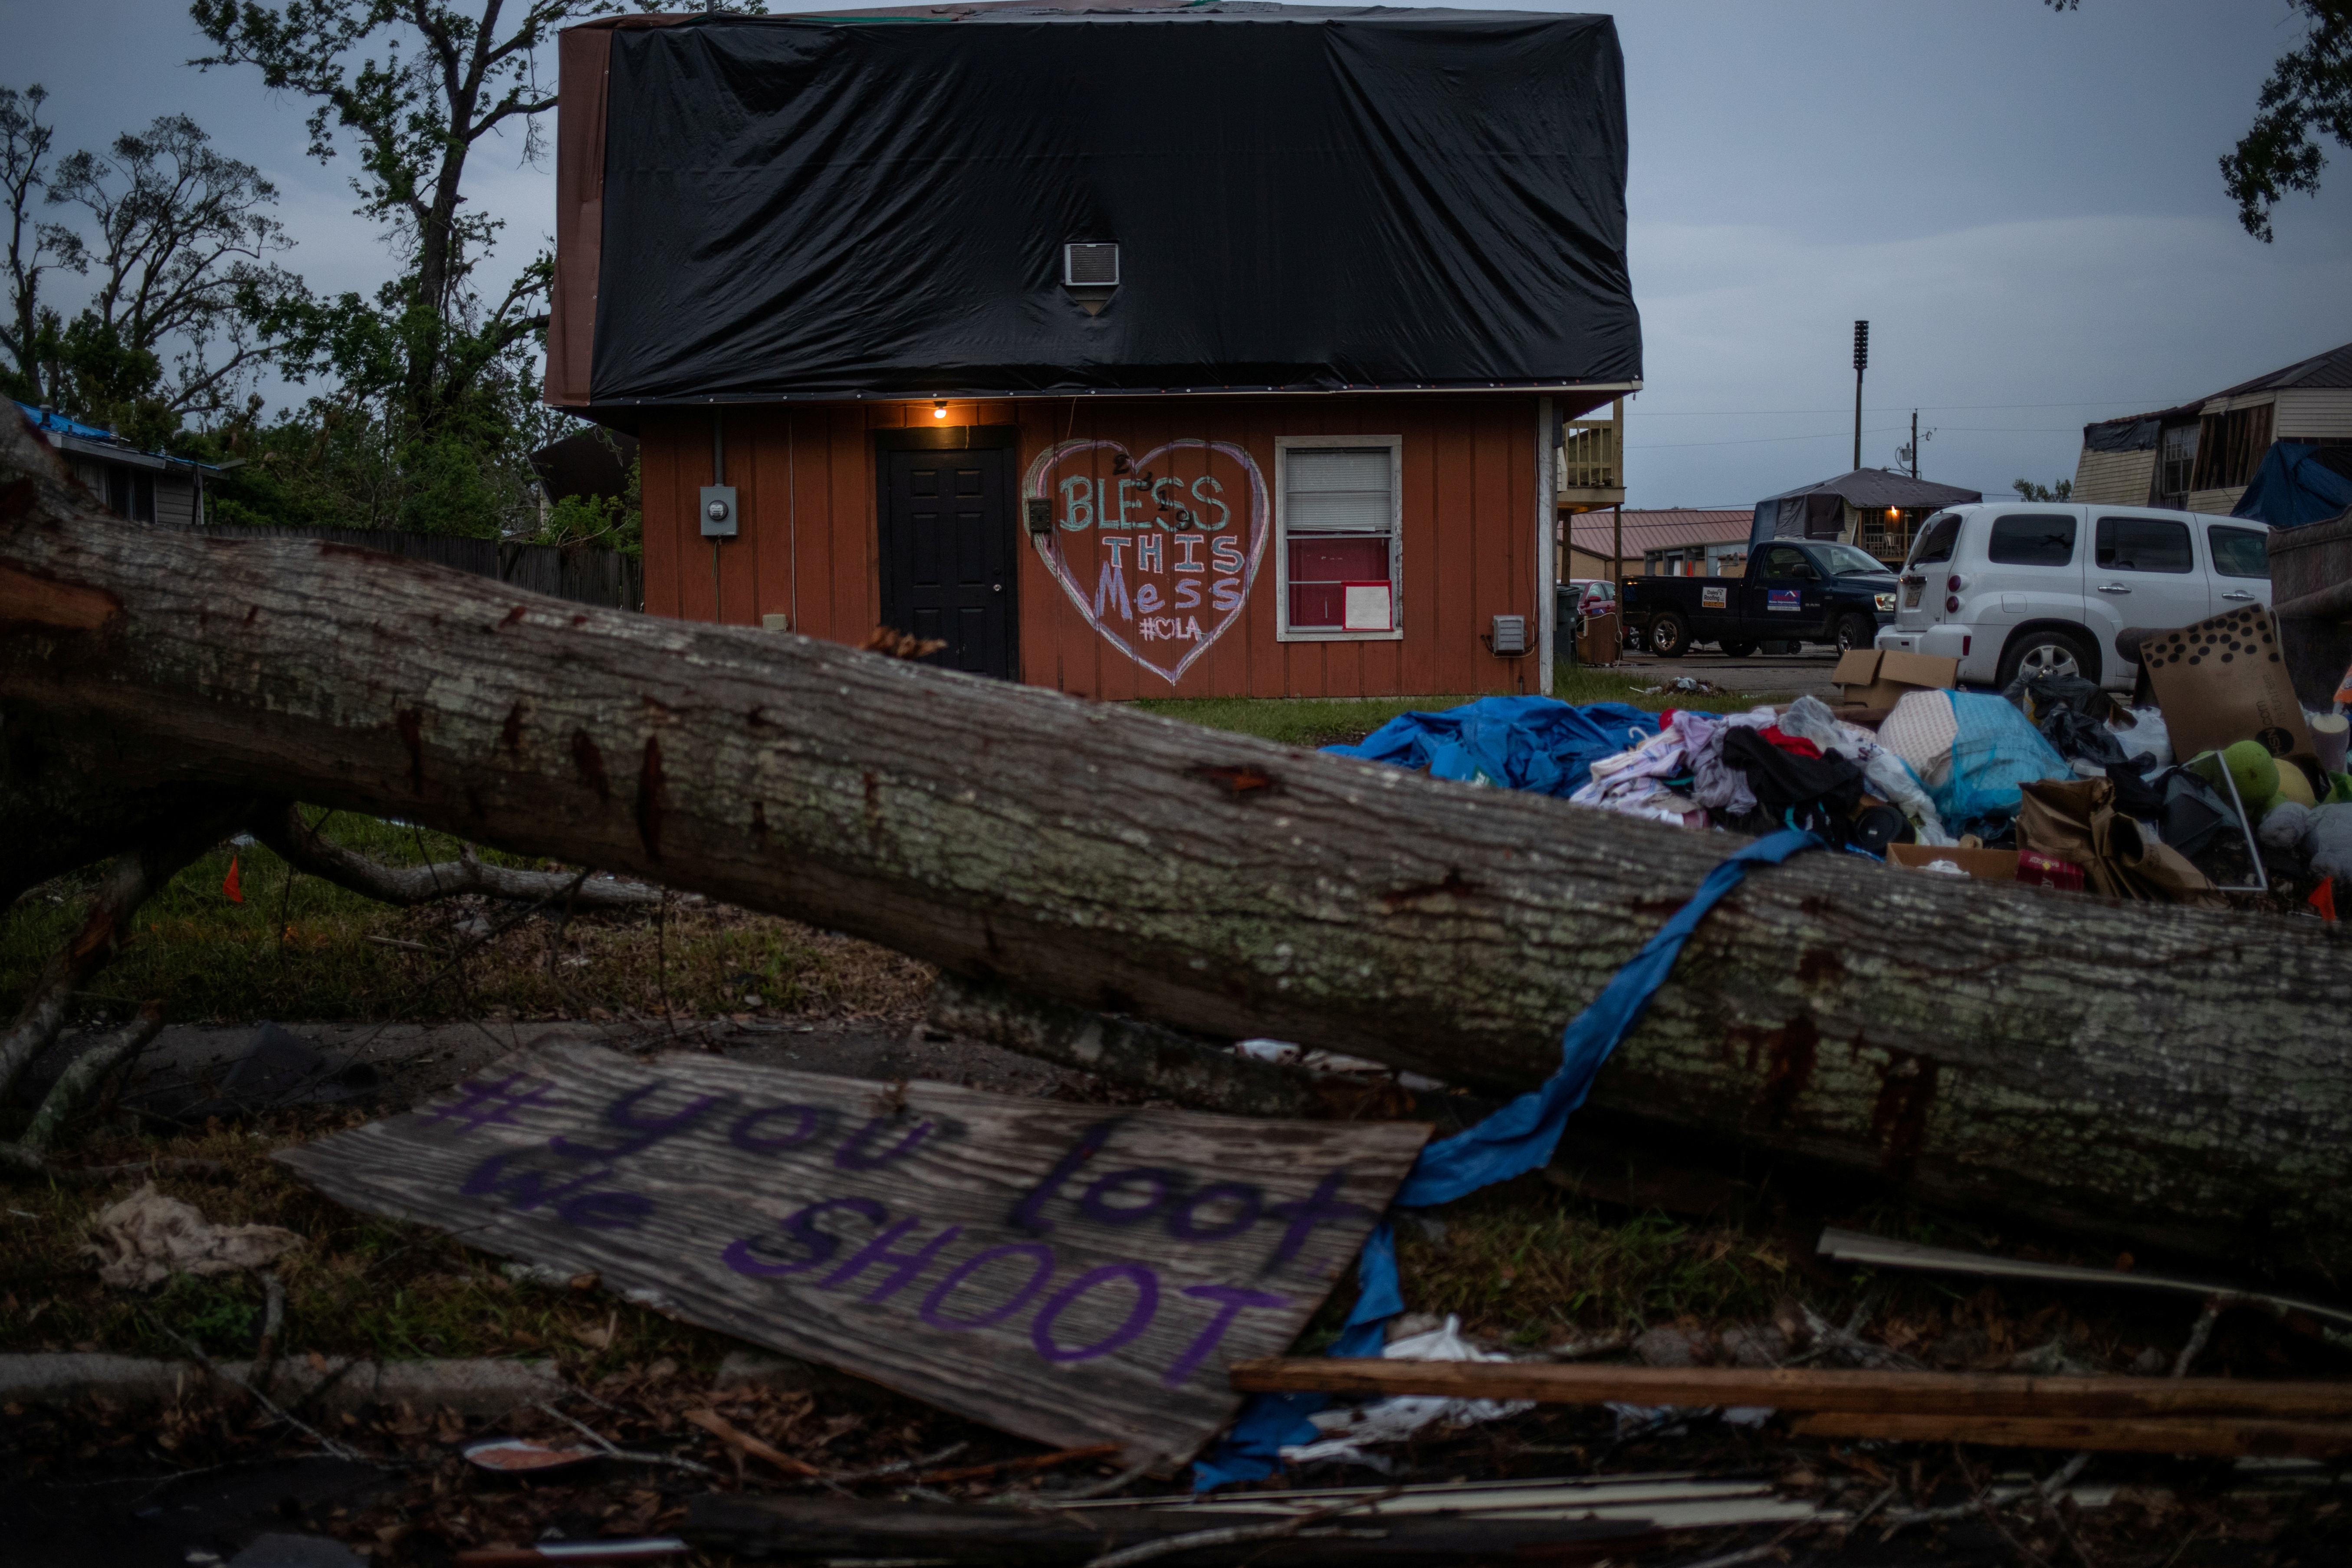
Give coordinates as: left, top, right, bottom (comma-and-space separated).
1568, 727, 1706, 825
1325, 697, 1648, 796
82, 1183, 302, 1290
1720, 728, 1865, 839
1755, 726, 1822, 760
1664, 707, 1777, 819
1776, 694, 1951, 845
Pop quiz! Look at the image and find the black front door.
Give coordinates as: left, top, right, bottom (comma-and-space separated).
877, 444, 1015, 678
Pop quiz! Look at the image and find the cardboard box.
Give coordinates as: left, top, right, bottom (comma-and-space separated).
1832, 649, 1959, 710
1888, 843, 2017, 881
2141, 608, 2316, 769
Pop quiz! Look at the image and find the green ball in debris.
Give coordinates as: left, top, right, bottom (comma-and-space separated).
2223, 739, 2278, 807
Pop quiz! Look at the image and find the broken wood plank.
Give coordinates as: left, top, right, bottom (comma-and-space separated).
681, 1492, 1655, 1564
1790, 1411, 2352, 1459
1225, 1358, 2352, 1421
275, 1041, 1426, 1467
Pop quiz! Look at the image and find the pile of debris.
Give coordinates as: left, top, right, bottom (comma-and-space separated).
1558, 612, 2348, 913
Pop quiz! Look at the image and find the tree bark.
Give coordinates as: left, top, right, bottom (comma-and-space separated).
5, 409, 2352, 1281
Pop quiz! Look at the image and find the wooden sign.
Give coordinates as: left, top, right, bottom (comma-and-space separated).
277, 1041, 1427, 1465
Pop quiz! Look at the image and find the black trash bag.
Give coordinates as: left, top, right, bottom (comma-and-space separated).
2004, 669, 2133, 768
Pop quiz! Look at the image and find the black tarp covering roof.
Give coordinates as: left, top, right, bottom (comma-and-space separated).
586, 6, 1639, 403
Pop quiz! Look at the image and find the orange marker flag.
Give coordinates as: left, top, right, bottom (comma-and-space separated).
222, 854, 244, 904
2313, 878, 2338, 923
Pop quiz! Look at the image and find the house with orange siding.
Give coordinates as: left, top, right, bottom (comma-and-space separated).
545, 3, 1642, 699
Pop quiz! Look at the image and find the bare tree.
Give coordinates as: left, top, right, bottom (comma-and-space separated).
43, 114, 298, 424
0, 83, 82, 399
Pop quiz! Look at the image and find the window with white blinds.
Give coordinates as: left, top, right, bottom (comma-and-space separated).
1283, 448, 1394, 534
1277, 437, 1403, 639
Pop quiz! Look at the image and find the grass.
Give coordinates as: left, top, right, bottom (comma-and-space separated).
0, 1116, 745, 1372
1135, 662, 1789, 749
1, 812, 932, 1038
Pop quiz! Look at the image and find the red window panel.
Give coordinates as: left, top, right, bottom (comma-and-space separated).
1288, 536, 1389, 627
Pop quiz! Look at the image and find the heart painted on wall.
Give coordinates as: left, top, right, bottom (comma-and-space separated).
1024, 438, 1270, 686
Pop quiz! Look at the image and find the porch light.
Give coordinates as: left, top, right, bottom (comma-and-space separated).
932, 401, 948, 419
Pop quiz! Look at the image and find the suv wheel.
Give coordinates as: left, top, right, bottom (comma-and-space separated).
1648, 611, 1691, 658
1834, 612, 1877, 653
1997, 627, 2097, 688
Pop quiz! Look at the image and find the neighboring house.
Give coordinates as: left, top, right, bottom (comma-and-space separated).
1564, 508, 1752, 580
14, 400, 221, 525
2071, 340, 2352, 519
544, 3, 1642, 698
1747, 469, 1982, 569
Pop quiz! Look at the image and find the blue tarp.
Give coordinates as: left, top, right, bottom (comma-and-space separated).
2234, 442, 2352, 530
1322, 696, 1649, 797
11, 399, 115, 442
1935, 692, 2071, 837
1196, 698, 1826, 1490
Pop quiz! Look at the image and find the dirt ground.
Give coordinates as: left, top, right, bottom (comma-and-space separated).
3, 1004, 2349, 1567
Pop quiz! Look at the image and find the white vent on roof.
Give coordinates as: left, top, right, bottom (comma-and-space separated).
1063, 242, 1120, 287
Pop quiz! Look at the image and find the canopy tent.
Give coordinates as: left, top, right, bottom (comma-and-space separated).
1745, 470, 1982, 555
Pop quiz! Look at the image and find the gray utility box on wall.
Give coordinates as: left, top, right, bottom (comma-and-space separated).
700, 484, 739, 539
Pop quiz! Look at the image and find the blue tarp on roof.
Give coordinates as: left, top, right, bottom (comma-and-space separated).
12, 399, 117, 442
2234, 441, 2352, 530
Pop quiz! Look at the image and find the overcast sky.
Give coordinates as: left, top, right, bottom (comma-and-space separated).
12, 0, 2349, 506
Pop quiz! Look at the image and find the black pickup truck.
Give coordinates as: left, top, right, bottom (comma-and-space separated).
1621, 539, 1899, 657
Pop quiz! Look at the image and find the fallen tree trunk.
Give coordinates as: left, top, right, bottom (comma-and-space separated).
5, 411, 2352, 1282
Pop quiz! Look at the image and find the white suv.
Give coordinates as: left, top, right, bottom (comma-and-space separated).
1872, 503, 2271, 691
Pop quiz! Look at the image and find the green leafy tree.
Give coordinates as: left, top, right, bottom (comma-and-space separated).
2012, 477, 2073, 503
39, 114, 299, 440
2052, 0, 2351, 241
2221, 0, 2352, 241
188, 0, 609, 439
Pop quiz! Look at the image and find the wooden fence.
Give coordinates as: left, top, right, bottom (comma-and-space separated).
194, 525, 644, 612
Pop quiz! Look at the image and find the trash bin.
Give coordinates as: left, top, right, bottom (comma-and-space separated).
1553, 584, 1580, 667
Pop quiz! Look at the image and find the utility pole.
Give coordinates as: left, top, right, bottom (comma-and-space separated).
1852, 320, 1869, 472
1910, 408, 1919, 479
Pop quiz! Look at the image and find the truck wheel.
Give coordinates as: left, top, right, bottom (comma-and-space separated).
1721, 639, 1757, 658
1997, 627, 2098, 688
1834, 613, 1877, 653
1649, 612, 1691, 658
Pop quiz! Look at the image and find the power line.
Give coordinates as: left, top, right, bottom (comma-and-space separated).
1626, 397, 2179, 417
1629, 425, 1911, 451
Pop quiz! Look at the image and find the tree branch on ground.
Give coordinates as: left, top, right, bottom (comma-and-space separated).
254, 799, 660, 909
